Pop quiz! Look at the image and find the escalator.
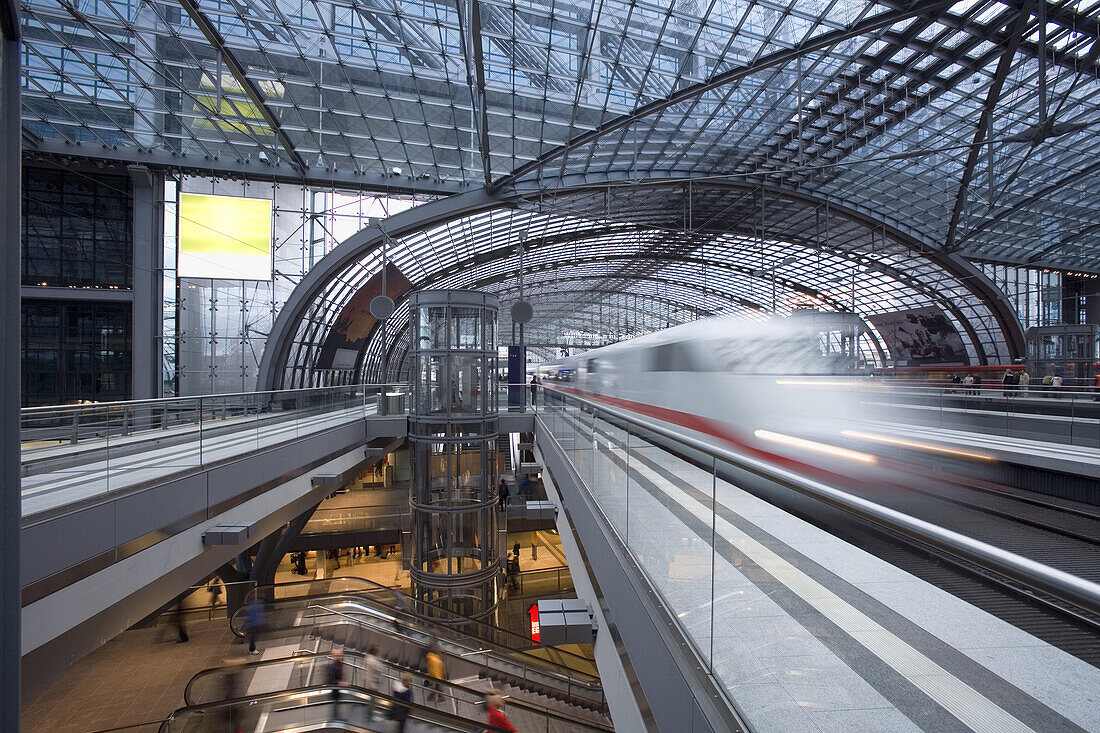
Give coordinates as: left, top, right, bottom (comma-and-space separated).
162, 683, 514, 732
230, 578, 608, 724
183, 649, 613, 732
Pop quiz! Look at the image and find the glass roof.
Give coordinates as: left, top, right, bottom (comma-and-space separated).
19, 0, 1100, 271
274, 185, 1013, 387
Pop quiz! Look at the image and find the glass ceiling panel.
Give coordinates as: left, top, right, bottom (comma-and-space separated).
20, 0, 1100, 296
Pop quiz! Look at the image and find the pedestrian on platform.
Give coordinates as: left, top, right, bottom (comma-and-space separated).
391, 672, 413, 733
327, 648, 346, 719
243, 595, 266, 655
425, 642, 445, 703
498, 478, 510, 512
529, 373, 540, 409
173, 601, 189, 644
486, 694, 519, 732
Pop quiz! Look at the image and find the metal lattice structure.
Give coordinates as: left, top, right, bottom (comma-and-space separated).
18, 0, 1100, 383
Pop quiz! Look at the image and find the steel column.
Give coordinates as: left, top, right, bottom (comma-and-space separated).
1, 0, 21, 725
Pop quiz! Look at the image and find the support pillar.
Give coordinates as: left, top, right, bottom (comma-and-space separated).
409, 291, 502, 622
129, 166, 164, 400
1, 5, 21, 728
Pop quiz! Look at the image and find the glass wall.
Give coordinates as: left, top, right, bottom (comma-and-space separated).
171, 176, 426, 395
22, 166, 132, 288
22, 300, 132, 406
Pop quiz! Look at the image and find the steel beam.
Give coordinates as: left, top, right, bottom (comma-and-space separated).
458, 0, 492, 187
176, 0, 307, 172
24, 138, 463, 196
943, 0, 1036, 253
1, 0, 20, 727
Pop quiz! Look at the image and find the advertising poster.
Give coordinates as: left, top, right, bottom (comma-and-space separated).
866, 306, 969, 365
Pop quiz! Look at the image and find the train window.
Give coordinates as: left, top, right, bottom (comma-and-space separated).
651, 342, 699, 371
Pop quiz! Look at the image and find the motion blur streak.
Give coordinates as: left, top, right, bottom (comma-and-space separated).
773, 379, 866, 388
754, 430, 877, 464
841, 430, 995, 462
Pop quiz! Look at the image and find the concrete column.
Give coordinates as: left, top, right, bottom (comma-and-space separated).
129, 166, 164, 399
1, 4, 21, 728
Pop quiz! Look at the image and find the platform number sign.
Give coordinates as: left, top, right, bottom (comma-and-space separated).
528, 603, 540, 645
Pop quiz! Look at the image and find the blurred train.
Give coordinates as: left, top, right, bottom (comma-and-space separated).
537, 312, 877, 471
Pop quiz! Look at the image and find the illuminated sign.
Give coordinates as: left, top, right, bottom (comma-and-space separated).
528, 603, 540, 645
178, 193, 273, 280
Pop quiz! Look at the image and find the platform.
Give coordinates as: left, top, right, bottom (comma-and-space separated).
549, 410, 1100, 733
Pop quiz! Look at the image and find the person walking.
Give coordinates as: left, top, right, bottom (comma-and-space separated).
529, 374, 540, 409
519, 475, 529, 498
1002, 369, 1015, 397
425, 642, 445, 703
243, 595, 266, 655
173, 601, 189, 644
498, 478, 510, 512
1019, 370, 1030, 395
364, 645, 385, 720
1052, 373, 1064, 397
327, 648, 345, 720
486, 694, 519, 732
391, 672, 413, 733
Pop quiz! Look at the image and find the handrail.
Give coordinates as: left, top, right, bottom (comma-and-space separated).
183, 650, 613, 731
163, 683, 513, 733
20, 383, 409, 414
243, 576, 598, 673
302, 602, 604, 705
543, 385, 1100, 617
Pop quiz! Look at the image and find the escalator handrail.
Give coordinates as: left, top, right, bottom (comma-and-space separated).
243, 575, 597, 670
162, 683, 514, 733
233, 587, 601, 687
182, 650, 613, 730
305, 598, 607, 704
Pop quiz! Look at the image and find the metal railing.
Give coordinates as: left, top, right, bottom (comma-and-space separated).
183, 649, 612, 732
161, 683, 513, 733
236, 576, 601, 683
19, 383, 408, 518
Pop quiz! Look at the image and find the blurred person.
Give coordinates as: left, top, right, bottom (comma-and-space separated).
963, 373, 975, 395
498, 478, 510, 512
243, 594, 266, 655
519, 475, 529, 497
1052, 373, 1064, 396
950, 373, 961, 393
365, 645, 385, 689
973, 373, 982, 393
425, 642, 445, 703
529, 373, 540, 408
1019, 370, 1030, 394
486, 694, 518, 732
393, 588, 408, 632
391, 672, 413, 733
364, 645, 385, 720
220, 659, 245, 733
207, 579, 222, 618
327, 648, 346, 720
1002, 369, 1015, 397
173, 601, 189, 644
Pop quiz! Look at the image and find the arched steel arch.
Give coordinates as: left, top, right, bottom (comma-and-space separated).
258, 179, 1025, 390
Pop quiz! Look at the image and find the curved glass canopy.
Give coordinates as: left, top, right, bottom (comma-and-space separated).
18, 0, 1100, 385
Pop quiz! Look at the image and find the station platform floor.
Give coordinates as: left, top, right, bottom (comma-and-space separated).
553, 413, 1100, 733
21, 616, 239, 733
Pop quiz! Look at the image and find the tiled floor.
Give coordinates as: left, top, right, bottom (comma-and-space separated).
21, 617, 244, 733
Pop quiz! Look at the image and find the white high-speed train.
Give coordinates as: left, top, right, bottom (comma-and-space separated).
537, 312, 874, 470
